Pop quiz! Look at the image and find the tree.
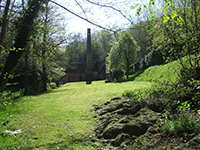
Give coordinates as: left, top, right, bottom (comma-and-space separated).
130, 21, 151, 60
65, 30, 113, 63
106, 31, 139, 79
16, 1, 67, 94
0, 0, 11, 58
0, 0, 154, 94
0, 0, 47, 94
150, 0, 200, 69
96, 30, 113, 61
65, 33, 86, 62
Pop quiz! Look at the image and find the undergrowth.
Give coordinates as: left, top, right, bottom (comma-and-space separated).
161, 111, 200, 133
123, 66, 200, 145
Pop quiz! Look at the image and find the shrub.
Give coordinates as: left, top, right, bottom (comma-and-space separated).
132, 61, 140, 73
161, 112, 200, 133
122, 89, 143, 100
49, 82, 57, 89
0, 89, 24, 104
133, 49, 164, 73
111, 70, 124, 81
145, 50, 164, 67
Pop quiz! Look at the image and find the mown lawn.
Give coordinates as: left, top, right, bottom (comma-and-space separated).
0, 80, 151, 150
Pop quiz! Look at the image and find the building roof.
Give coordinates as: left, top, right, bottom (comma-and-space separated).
65, 62, 86, 73
65, 60, 105, 73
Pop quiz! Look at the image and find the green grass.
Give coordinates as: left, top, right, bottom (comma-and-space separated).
132, 55, 198, 82
133, 59, 184, 82
0, 80, 151, 149
1, 57, 191, 149
130, 57, 194, 81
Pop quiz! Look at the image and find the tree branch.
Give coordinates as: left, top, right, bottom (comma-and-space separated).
83, 0, 133, 24
74, 0, 88, 20
49, 0, 117, 32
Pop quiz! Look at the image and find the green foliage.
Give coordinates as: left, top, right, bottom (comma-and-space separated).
65, 30, 113, 63
161, 112, 200, 133
106, 31, 139, 79
0, 89, 24, 104
106, 40, 121, 71
126, 56, 200, 138
133, 49, 164, 73
48, 82, 57, 89
122, 88, 147, 102
110, 70, 124, 81
130, 22, 152, 60
149, 0, 200, 71
65, 33, 86, 62
0, 1, 68, 95
122, 81, 174, 111
133, 55, 200, 82
124, 62, 200, 112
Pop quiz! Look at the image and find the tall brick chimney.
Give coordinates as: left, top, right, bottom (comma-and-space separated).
86, 28, 93, 84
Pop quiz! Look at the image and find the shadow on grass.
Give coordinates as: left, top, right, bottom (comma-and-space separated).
114, 71, 144, 83
44, 133, 92, 150
1, 83, 71, 104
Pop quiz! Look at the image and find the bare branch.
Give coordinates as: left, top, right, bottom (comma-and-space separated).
53, 39, 67, 47
74, 0, 88, 20
49, 0, 116, 32
83, 0, 133, 24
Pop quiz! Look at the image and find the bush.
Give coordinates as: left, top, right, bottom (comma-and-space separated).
132, 61, 140, 73
123, 74, 200, 113
145, 50, 164, 67
111, 70, 124, 81
0, 89, 24, 104
49, 82, 57, 89
161, 112, 200, 133
122, 89, 142, 100
133, 49, 164, 73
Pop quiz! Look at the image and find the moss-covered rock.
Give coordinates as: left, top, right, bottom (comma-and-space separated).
178, 133, 200, 150
91, 96, 162, 147
90, 95, 200, 149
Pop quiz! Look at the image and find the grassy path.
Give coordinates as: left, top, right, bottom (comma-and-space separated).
2, 81, 152, 149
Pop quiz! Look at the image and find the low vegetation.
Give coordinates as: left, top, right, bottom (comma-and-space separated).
122, 65, 200, 149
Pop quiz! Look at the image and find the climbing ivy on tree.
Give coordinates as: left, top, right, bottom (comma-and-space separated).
0, 0, 48, 94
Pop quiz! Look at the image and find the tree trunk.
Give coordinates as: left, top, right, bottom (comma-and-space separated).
41, 1, 49, 92
0, 0, 11, 58
124, 50, 129, 79
126, 61, 129, 79
24, 44, 31, 95
0, 0, 47, 94
42, 61, 47, 92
